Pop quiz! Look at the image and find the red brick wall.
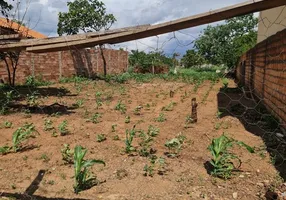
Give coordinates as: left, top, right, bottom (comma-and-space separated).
236, 28, 286, 128
0, 48, 128, 83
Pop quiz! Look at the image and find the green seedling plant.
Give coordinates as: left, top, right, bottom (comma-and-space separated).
208, 133, 254, 179
111, 124, 117, 132
133, 106, 142, 115
138, 132, 154, 157
143, 164, 154, 177
1, 121, 12, 129
95, 92, 103, 109
125, 116, 131, 124
115, 100, 127, 114
96, 134, 107, 142
162, 101, 177, 111
44, 119, 54, 131
165, 134, 186, 158
58, 120, 69, 136
222, 78, 229, 89
26, 91, 42, 107
88, 113, 102, 124
147, 125, 159, 137
61, 144, 74, 164
185, 115, 195, 126
155, 113, 166, 122
12, 123, 38, 152
125, 126, 137, 154
73, 145, 105, 194
73, 99, 84, 108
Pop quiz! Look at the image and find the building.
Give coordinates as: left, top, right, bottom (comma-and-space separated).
257, 6, 286, 43
0, 17, 47, 39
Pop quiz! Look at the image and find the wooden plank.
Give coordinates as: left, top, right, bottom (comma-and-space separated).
0, 24, 150, 50
0, 34, 21, 40
1, 0, 286, 52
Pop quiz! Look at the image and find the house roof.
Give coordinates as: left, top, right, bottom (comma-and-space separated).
0, 17, 47, 39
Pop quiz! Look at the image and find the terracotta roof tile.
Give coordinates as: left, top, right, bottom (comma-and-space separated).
0, 17, 47, 39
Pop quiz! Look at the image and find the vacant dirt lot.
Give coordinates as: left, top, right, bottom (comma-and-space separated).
0, 79, 283, 200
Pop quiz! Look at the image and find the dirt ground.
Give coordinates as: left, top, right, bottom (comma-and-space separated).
0, 79, 283, 200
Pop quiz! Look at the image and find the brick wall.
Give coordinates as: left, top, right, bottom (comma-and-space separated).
236, 28, 286, 128
0, 48, 128, 83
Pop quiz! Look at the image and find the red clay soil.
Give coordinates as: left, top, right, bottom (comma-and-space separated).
0, 79, 282, 200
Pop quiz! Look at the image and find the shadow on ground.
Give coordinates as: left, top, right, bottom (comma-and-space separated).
217, 87, 286, 180
0, 85, 77, 115
0, 170, 89, 200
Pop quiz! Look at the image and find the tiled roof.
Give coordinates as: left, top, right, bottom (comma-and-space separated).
0, 17, 47, 39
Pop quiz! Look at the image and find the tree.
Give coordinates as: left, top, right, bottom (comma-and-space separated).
194, 14, 258, 68
57, 0, 116, 77
0, 0, 13, 18
129, 50, 173, 73
181, 50, 206, 68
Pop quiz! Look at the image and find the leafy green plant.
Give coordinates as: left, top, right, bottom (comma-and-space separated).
88, 113, 102, 124
73, 99, 84, 108
162, 101, 177, 111
26, 91, 42, 107
222, 78, 229, 89
165, 134, 186, 158
0, 91, 14, 115
40, 153, 50, 162
1, 121, 12, 128
138, 132, 154, 157
95, 92, 103, 109
125, 126, 137, 153
44, 119, 54, 131
12, 123, 38, 152
155, 113, 166, 122
96, 134, 106, 142
73, 145, 105, 194
0, 145, 11, 155
143, 164, 154, 177
147, 125, 159, 137
115, 100, 127, 114
208, 134, 254, 179
133, 106, 142, 115
125, 116, 131, 124
61, 144, 74, 164
113, 135, 120, 141
111, 124, 117, 132
58, 120, 69, 136
185, 115, 195, 125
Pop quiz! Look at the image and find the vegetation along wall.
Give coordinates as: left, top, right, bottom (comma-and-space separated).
236, 28, 286, 129
0, 48, 128, 83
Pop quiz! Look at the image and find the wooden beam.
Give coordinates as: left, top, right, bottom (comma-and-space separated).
1, 0, 286, 53
0, 34, 21, 40
0, 24, 150, 51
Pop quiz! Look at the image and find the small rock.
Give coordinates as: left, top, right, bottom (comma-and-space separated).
233, 192, 238, 199
257, 182, 264, 187
239, 175, 245, 178
263, 180, 270, 185
256, 169, 260, 173
276, 133, 284, 138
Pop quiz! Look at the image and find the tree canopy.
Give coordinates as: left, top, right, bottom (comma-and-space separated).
0, 0, 13, 18
185, 14, 258, 68
57, 0, 116, 36
129, 50, 173, 72
181, 50, 206, 68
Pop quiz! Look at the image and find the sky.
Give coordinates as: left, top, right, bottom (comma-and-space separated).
8, 0, 247, 56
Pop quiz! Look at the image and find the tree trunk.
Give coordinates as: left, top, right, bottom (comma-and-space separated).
99, 45, 107, 77
3, 58, 12, 85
